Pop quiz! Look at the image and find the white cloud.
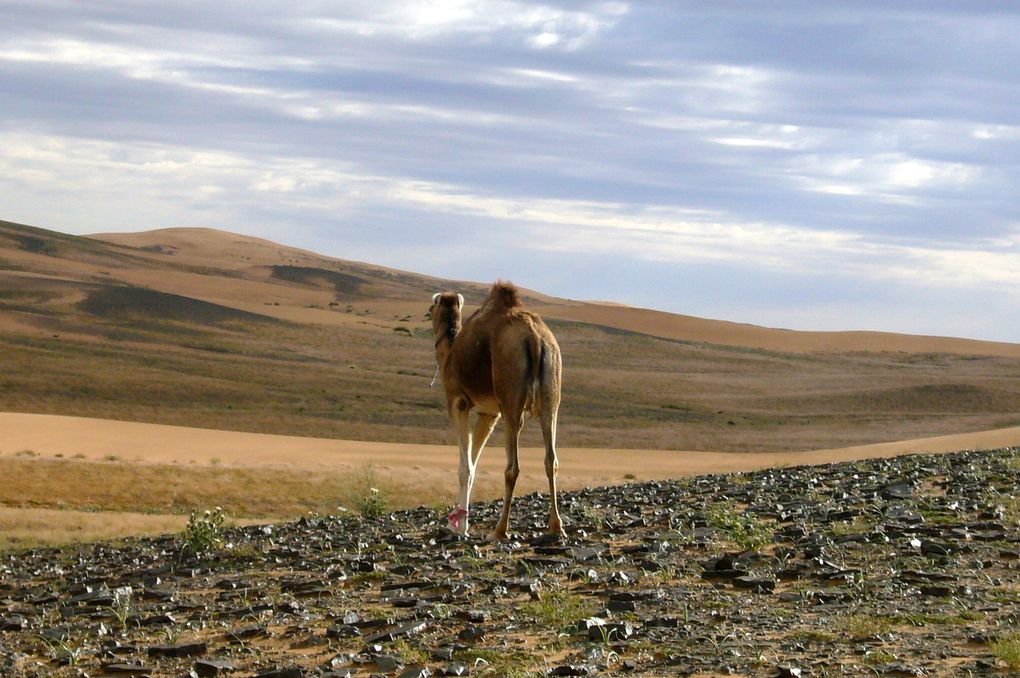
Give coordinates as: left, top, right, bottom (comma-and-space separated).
3, 129, 1015, 295
793, 152, 980, 201
971, 124, 1020, 140
298, 0, 626, 50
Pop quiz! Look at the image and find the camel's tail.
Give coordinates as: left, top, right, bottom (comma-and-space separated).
526, 335, 561, 419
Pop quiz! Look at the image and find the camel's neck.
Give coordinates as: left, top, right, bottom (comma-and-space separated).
434, 320, 458, 371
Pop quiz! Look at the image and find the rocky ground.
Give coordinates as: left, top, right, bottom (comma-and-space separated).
2, 448, 1019, 677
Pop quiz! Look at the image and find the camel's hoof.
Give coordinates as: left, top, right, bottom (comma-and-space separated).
486, 530, 508, 542
447, 505, 469, 534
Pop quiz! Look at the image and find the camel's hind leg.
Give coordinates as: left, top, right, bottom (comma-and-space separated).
541, 402, 565, 537
537, 340, 564, 536
489, 410, 522, 541
471, 412, 500, 463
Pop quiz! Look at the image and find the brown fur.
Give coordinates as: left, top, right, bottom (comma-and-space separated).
431, 281, 564, 539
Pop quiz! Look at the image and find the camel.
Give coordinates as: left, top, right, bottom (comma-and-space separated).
430, 281, 564, 540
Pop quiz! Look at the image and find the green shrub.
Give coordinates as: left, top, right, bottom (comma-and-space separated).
706, 501, 775, 551
994, 632, 1020, 670
182, 506, 226, 553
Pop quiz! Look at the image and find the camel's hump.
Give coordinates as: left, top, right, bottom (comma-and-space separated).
486, 280, 523, 310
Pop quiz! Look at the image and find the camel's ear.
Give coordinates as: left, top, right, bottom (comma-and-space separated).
456, 294, 464, 309
431, 292, 441, 305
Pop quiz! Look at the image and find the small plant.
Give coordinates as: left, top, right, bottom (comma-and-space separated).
520, 588, 598, 631
182, 506, 226, 553
993, 632, 1020, 670
453, 647, 539, 677
431, 602, 453, 620
828, 514, 876, 537
107, 589, 133, 633
706, 501, 775, 551
351, 465, 390, 518
839, 614, 895, 639
795, 629, 837, 644
390, 638, 429, 664
576, 503, 611, 533
40, 633, 84, 666
161, 626, 180, 645
359, 487, 388, 518
863, 649, 898, 666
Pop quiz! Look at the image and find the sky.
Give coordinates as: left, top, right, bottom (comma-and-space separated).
2, 1, 1020, 342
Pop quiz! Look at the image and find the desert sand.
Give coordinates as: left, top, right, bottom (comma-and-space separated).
4, 412, 1019, 491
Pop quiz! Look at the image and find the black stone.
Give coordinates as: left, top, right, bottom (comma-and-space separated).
194, 659, 236, 677
0, 615, 28, 631
733, 576, 776, 594
147, 641, 207, 658
458, 625, 486, 641
101, 663, 155, 675
397, 667, 431, 678
254, 668, 304, 678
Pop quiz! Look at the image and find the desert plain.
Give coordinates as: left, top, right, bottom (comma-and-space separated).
2, 218, 1020, 549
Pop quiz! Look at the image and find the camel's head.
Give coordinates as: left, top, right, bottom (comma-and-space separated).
430, 292, 464, 344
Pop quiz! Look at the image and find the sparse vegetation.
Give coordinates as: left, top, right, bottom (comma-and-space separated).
993, 632, 1020, 670
828, 514, 877, 537
839, 614, 895, 639
454, 646, 544, 676
519, 588, 599, 631
353, 466, 390, 518
106, 589, 133, 633
575, 503, 612, 533
182, 506, 226, 553
705, 501, 776, 551
39, 633, 85, 667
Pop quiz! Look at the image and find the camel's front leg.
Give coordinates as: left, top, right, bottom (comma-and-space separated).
449, 410, 500, 536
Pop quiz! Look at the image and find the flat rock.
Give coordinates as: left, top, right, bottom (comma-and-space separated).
101, 663, 155, 675
194, 659, 237, 677
147, 641, 207, 658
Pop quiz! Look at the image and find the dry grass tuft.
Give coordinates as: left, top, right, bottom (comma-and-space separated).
0, 456, 450, 520
0, 507, 190, 551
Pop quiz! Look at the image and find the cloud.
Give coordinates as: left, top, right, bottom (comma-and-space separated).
2, 1, 1020, 340
294, 0, 627, 50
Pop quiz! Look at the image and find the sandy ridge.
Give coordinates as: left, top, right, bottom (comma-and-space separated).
4, 412, 1019, 484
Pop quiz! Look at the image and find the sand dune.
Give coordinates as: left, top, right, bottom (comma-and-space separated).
4, 413, 1018, 490
98, 227, 1020, 356
6, 221, 1018, 356
547, 304, 1020, 358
